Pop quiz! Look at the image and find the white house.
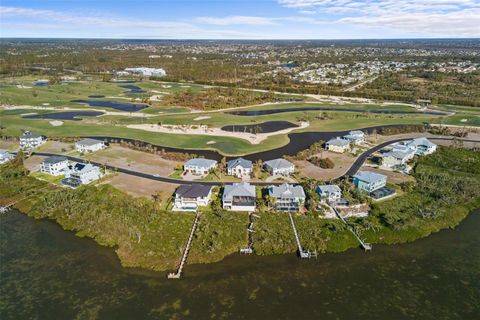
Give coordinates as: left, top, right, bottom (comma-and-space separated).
268, 183, 306, 212
263, 158, 295, 176
223, 182, 256, 212
75, 138, 106, 153
40, 156, 69, 176
227, 158, 253, 178
124, 67, 166, 77
382, 150, 414, 169
184, 158, 217, 175
316, 184, 342, 203
0, 149, 14, 164
63, 163, 103, 187
20, 131, 46, 149
173, 184, 213, 211
326, 138, 350, 153
343, 130, 365, 144
407, 137, 437, 155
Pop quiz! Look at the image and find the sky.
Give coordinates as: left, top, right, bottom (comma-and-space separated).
0, 0, 479, 39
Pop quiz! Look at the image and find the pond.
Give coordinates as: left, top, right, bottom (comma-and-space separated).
71, 100, 148, 112
119, 85, 146, 93
1, 209, 478, 319
226, 106, 448, 116
88, 95, 105, 98
22, 111, 104, 121
221, 121, 298, 133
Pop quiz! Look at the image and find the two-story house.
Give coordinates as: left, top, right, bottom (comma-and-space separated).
268, 183, 305, 212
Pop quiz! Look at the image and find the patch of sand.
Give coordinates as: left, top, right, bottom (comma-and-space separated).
126, 122, 310, 145
50, 120, 64, 126
101, 173, 178, 199
16, 85, 32, 89
294, 150, 356, 180
206, 141, 216, 145
193, 116, 211, 121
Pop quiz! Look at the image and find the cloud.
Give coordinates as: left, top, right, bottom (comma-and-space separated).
196, 15, 277, 25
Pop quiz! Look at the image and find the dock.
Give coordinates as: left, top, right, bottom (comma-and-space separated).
167, 212, 201, 279
240, 212, 256, 255
332, 206, 372, 252
288, 212, 317, 259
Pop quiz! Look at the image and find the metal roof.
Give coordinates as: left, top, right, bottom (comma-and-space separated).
269, 183, 305, 199
175, 184, 212, 198
42, 156, 68, 164
184, 158, 217, 168
227, 157, 253, 169
76, 138, 104, 146
223, 182, 256, 200
264, 158, 294, 170
353, 171, 387, 184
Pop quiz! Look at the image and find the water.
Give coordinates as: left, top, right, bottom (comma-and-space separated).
23, 111, 104, 121
1, 209, 479, 319
71, 100, 147, 112
119, 85, 146, 93
221, 121, 298, 133
226, 107, 448, 116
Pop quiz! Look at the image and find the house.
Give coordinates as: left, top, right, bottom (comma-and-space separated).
40, 156, 69, 176
222, 182, 256, 212
184, 158, 217, 175
0, 149, 14, 164
407, 137, 437, 155
263, 158, 295, 176
382, 150, 414, 169
353, 171, 387, 193
62, 163, 103, 187
326, 138, 350, 153
124, 67, 166, 77
173, 184, 213, 211
268, 183, 305, 212
316, 184, 342, 203
20, 131, 46, 149
227, 158, 253, 178
75, 138, 106, 153
343, 130, 365, 144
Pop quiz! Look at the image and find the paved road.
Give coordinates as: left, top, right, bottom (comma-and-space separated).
31, 137, 479, 186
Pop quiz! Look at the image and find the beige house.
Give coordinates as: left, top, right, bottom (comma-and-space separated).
326, 138, 350, 153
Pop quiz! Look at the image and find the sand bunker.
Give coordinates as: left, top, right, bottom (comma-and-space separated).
193, 116, 211, 121
206, 141, 216, 145
49, 120, 64, 126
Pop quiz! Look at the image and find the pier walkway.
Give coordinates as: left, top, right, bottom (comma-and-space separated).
288, 212, 317, 259
167, 212, 201, 279
332, 206, 372, 251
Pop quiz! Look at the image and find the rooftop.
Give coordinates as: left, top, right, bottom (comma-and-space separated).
223, 182, 256, 199
76, 138, 104, 146
353, 171, 387, 183
185, 158, 217, 168
175, 184, 212, 198
269, 183, 305, 199
43, 156, 68, 164
227, 157, 253, 169
264, 158, 294, 169
317, 184, 341, 194
327, 137, 350, 147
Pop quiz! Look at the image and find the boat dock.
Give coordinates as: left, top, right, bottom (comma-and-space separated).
332, 206, 372, 252
288, 212, 317, 259
240, 212, 256, 254
167, 212, 201, 279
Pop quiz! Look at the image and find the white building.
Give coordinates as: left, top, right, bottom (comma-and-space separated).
63, 163, 103, 187
382, 150, 414, 169
326, 138, 350, 153
173, 184, 213, 211
227, 158, 253, 178
75, 138, 106, 153
264, 158, 295, 176
407, 137, 437, 155
343, 130, 365, 144
268, 183, 306, 212
20, 131, 46, 149
316, 185, 342, 203
123, 67, 166, 77
40, 156, 69, 176
184, 158, 217, 175
223, 182, 256, 212
0, 149, 14, 164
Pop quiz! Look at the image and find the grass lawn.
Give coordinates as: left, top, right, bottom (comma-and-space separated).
30, 172, 64, 184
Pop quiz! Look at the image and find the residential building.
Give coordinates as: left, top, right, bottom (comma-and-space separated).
227, 158, 253, 178
263, 158, 295, 176
353, 171, 387, 193
0, 149, 14, 164
316, 185, 342, 203
173, 184, 213, 211
343, 130, 365, 144
20, 131, 46, 149
382, 150, 414, 168
222, 182, 256, 212
407, 137, 437, 155
63, 163, 103, 187
326, 138, 350, 153
40, 156, 69, 176
75, 138, 106, 153
268, 183, 305, 212
184, 158, 217, 175
124, 67, 166, 77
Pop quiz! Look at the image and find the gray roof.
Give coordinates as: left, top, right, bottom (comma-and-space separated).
227, 157, 252, 170
327, 137, 350, 147
76, 138, 104, 146
43, 156, 68, 164
317, 184, 341, 194
384, 150, 410, 160
353, 171, 387, 184
21, 131, 42, 139
349, 130, 365, 136
223, 182, 256, 200
264, 158, 294, 170
410, 137, 436, 148
176, 184, 212, 198
184, 158, 217, 168
269, 183, 305, 199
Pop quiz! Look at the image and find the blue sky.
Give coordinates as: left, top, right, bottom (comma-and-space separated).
1, 0, 479, 39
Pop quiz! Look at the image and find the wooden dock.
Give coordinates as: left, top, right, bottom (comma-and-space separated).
288, 212, 317, 259
332, 206, 372, 252
240, 212, 255, 254
167, 212, 201, 279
